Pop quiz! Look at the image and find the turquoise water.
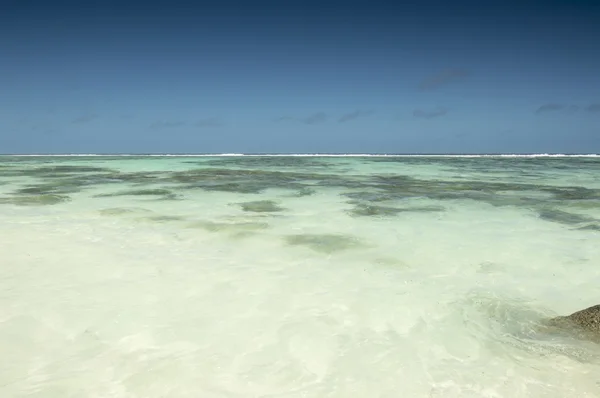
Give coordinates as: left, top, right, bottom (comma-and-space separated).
1, 155, 600, 397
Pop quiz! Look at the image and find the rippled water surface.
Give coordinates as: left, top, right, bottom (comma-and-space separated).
1, 155, 600, 397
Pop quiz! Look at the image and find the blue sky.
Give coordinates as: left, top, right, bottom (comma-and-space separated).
1, 0, 599, 154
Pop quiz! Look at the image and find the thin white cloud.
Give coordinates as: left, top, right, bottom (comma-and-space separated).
274, 113, 329, 125
338, 110, 375, 123
302, 112, 328, 125
413, 107, 448, 119
149, 121, 186, 130
419, 69, 469, 90
72, 114, 98, 124
587, 103, 600, 113
535, 103, 566, 114
195, 118, 222, 127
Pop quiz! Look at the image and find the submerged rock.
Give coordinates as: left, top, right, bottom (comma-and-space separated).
137, 215, 185, 223
537, 208, 598, 226
187, 220, 269, 238
348, 204, 404, 217
238, 200, 285, 213
188, 220, 269, 233
544, 304, 600, 343
348, 203, 445, 217
99, 207, 154, 216
0, 194, 70, 206
284, 233, 366, 254
95, 188, 173, 197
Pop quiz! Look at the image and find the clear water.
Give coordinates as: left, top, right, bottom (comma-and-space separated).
1, 155, 600, 398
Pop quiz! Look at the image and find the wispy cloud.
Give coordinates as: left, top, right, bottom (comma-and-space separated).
419, 69, 469, 90
535, 103, 566, 114
587, 103, 600, 113
149, 121, 186, 130
275, 113, 329, 125
72, 114, 98, 124
44, 128, 59, 135
534, 103, 600, 114
338, 110, 375, 123
274, 116, 295, 122
302, 112, 328, 125
195, 118, 222, 127
413, 107, 448, 119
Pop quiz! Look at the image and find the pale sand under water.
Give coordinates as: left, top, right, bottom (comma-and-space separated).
1, 155, 600, 397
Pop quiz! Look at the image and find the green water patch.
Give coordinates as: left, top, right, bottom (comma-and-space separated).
373, 257, 409, 268
99, 207, 154, 216
401, 180, 518, 201
204, 182, 268, 194
0, 194, 70, 206
284, 233, 367, 254
348, 204, 405, 217
287, 187, 317, 197
339, 178, 509, 203
187, 220, 270, 236
482, 195, 544, 208
536, 207, 600, 231
1, 169, 165, 196
315, 175, 378, 191
171, 168, 555, 204
344, 175, 600, 212
169, 168, 302, 183
4, 158, 599, 217
537, 208, 598, 226
477, 261, 505, 274
342, 190, 396, 203
576, 224, 600, 231
33, 165, 113, 174
366, 156, 600, 175
543, 186, 600, 201
189, 220, 269, 232
237, 200, 285, 213
0, 169, 47, 178
152, 193, 183, 201
99, 171, 163, 185
482, 190, 555, 208
193, 156, 331, 169
136, 215, 186, 223
566, 200, 600, 210
348, 203, 445, 217
0, 165, 115, 178
94, 188, 178, 200
0, 166, 16, 177
170, 168, 321, 194
13, 181, 85, 195
100, 208, 185, 223
97, 188, 173, 196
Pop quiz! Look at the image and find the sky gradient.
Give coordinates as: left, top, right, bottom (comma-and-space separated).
1, 0, 599, 154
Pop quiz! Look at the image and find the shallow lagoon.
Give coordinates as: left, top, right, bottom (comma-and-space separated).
1, 155, 600, 397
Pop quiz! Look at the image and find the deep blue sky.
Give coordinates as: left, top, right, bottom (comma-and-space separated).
1, 0, 599, 154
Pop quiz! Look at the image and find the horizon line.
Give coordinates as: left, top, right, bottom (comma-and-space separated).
1, 153, 599, 158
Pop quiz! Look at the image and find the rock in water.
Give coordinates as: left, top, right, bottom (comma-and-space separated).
567, 305, 600, 331
545, 304, 600, 343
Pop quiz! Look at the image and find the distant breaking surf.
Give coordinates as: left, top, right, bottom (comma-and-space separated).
2, 153, 599, 158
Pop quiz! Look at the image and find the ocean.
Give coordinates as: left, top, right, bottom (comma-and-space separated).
1, 154, 599, 397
